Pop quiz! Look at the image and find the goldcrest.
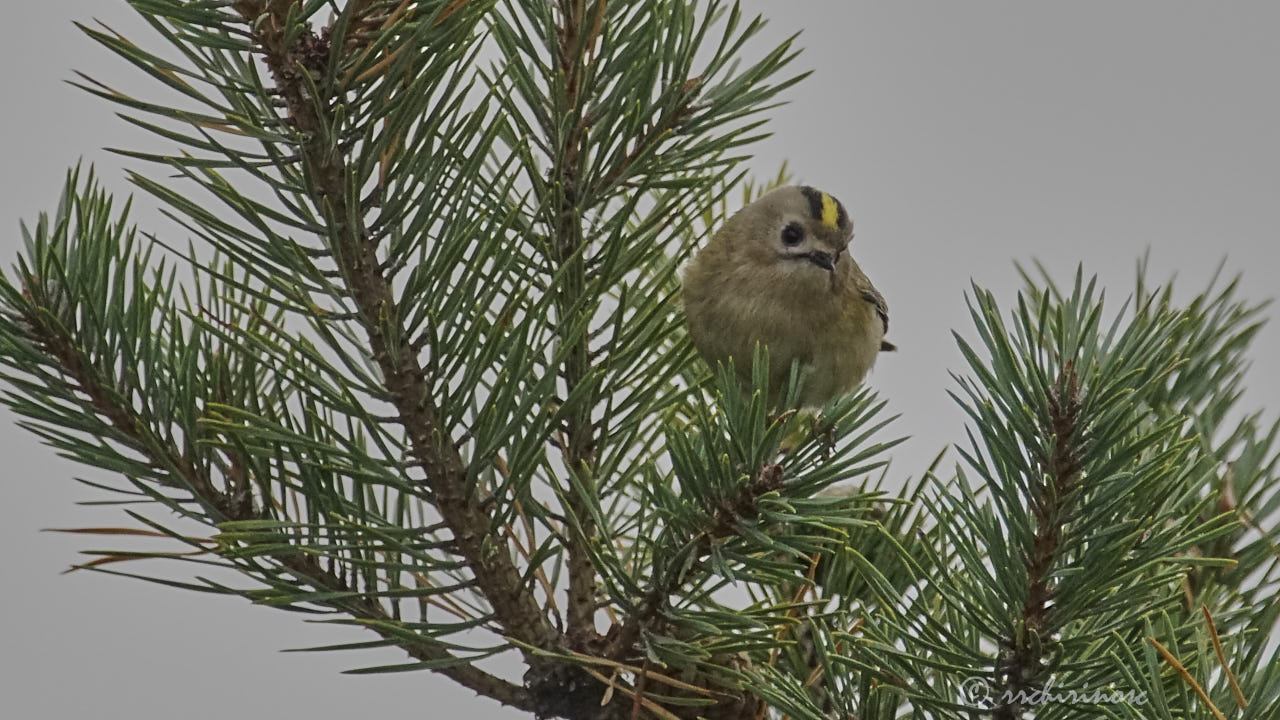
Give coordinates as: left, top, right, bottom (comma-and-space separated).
682, 185, 894, 408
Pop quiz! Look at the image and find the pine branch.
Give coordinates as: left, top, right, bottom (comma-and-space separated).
547, 0, 605, 655
12, 260, 536, 712
995, 360, 1082, 719
229, 0, 560, 667
605, 464, 787, 662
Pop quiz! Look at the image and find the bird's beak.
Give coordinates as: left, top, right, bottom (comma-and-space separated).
807, 251, 836, 271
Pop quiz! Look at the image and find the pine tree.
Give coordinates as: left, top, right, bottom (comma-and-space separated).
2, 2, 1277, 718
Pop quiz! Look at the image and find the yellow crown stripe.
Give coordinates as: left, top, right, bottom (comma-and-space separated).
819, 193, 840, 230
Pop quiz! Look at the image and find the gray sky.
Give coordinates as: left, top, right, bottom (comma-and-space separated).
2, 3, 1277, 718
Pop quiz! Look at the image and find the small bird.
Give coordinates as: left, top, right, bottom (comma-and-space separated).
682, 185, 894, 408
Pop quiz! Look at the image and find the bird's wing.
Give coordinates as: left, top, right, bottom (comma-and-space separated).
859, 286, 889, 335
858, 282, 896, 351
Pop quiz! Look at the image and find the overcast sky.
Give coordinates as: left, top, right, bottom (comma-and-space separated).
2, 3, 1277, 719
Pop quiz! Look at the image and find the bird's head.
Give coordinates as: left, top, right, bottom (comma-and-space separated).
723, 185, 854, 279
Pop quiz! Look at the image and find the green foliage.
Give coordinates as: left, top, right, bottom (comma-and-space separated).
2, 2, 1278, 719
835, 267, 1280, 719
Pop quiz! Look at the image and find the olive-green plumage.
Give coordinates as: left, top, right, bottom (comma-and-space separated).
682, 185, 894, 408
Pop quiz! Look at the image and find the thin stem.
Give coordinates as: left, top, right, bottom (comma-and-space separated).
230, 0, 562, 678
549, 0, 604, 652
995, 360, 1081, 719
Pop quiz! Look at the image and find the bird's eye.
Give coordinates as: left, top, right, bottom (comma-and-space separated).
781, 222, 804, 246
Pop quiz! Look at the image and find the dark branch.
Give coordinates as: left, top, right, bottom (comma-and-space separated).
606, 464, 787, 660
995, 360, 1082, 719
549, 0, 604, 654
19, 281, 536, 713
227, 0, 566, 709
